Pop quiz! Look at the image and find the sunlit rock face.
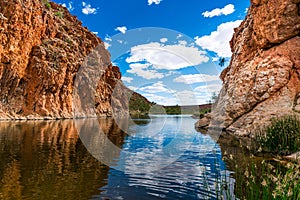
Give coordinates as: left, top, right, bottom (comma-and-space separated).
0, 0, 128, 119
197, 0, 300, 136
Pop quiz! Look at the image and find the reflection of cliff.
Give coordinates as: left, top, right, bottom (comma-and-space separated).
75, 118, 128, 168
0, 119, 126, 199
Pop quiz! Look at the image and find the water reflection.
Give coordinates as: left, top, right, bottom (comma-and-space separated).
0, 120, 125, 200
97, 116, 235, 200
0, 117, 237, 200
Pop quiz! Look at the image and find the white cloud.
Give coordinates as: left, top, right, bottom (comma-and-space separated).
143, 93, 178, 106
195, 20, 242, 57
173, 74, 220, 84
122, 76, 133, 83
82, 2, 97, 15
212, 57, 219, 62
126, 42, 209, 70
194, 84, 222, 93
139, 82, 175, 94
176, 34, 183, 39
128, 86, 138, 91
62, 2, 74, 11
202, 4, 235, 18
160, 38, 168, 43
142, 91, 211, 106
127, 63, 164, 80
148, 0, 162, 5
178, 40, 187, 46
92, 31, 98, 35
104, 42, 111, 49
105, 36, 112, 41
115, 26, 127, 34
175, 90, 200, 105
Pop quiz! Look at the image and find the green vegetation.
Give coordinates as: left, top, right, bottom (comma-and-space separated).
217, 136, 299, 200
218, 57, 226, 67
254, 115, 300, 156
230, 157, 300, 200
54, 11, 64, 18
65, 38, 73, 45
149, 105, 211, 115
128, 91, 153, 116
42, 0, 51, 9
196, 146, 300, 200
127, 89, 212, 116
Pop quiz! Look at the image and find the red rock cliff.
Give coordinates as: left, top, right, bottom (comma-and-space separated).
0, 0, 128, 119
196, 0, 300, 136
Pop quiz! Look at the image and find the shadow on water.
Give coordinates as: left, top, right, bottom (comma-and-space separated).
0, 119, 126, 200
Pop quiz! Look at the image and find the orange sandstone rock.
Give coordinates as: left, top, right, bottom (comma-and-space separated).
197, 0, 300, 136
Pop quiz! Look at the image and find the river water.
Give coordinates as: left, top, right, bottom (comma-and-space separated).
0, 115, 281, 199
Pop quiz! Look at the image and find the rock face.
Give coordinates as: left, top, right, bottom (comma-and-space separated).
0, 0, 128, 120
196, 0, 300, 136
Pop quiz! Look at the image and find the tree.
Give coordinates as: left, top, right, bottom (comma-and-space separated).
218, 57, 226, 67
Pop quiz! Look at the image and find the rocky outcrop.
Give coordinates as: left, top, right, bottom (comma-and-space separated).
0, 0, 128, 120
196, 0, 300, 136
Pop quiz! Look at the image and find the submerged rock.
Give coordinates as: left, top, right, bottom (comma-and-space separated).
197, 0, 300, 136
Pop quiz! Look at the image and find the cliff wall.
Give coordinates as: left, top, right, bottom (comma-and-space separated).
197, 0, 300, 136
0, 0, 127, 119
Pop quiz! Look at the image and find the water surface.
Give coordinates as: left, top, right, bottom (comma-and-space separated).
0, 116, 236, 199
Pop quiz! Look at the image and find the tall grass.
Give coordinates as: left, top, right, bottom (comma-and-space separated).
254, 115, 300, 156
221, 151, 300, 200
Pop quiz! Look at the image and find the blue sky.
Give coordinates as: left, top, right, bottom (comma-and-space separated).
53, 0, 250, 105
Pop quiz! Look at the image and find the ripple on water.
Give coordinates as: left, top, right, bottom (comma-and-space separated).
98, 116, 234, 200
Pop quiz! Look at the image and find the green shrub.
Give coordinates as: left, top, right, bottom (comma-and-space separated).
42, 0, 51, 9
254, 115, 300, 156
54, 11, 64, 18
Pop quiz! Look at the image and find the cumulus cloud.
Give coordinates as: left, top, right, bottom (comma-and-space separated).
148, 0, 162, 6
202, 4, 235, 18
142, 91, 212, 106
127, 63, 164, 80
128, 86, 138, 91
104, 42, 111, 49
126, 42, 209, 70
194, 84, 222, 93
143, 93, 178, 106
194, 20, 242, 57
139, 82, 175, 94
160, 38, 168, 43
173, 74, 220, 84
176, 34, 183, 39
62, 2, 74, 11
105, 36, 112, 41
82, 2, 97, 15
122, 77, 133, 83
115, 26, 127, 34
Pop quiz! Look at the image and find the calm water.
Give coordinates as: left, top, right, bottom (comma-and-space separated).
0, 116, 237, 199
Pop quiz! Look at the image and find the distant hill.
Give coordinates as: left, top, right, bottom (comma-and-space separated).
126, 89, 212, 116
123, 88, 153, 116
